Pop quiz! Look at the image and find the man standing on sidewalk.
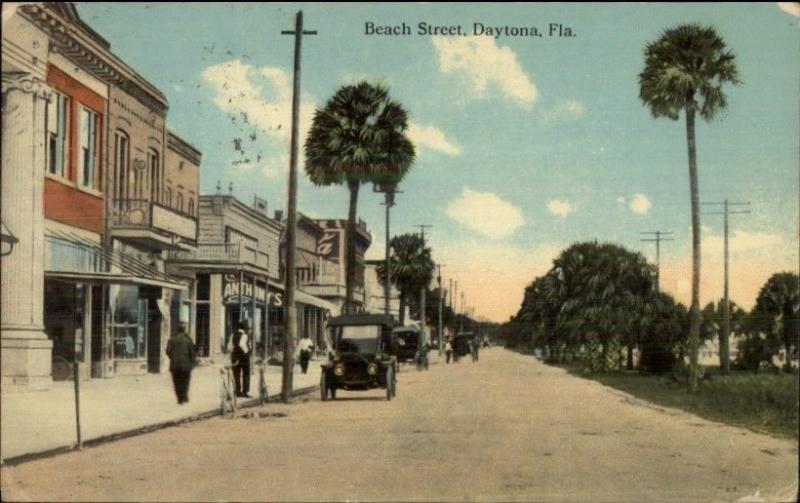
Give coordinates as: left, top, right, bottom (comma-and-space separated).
230, 322, 252, 398
166, 321, 196, 404
297, 334, 314, 374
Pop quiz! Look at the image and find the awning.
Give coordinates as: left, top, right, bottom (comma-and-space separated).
295, 288, 334, 311
45, 230, 187, 290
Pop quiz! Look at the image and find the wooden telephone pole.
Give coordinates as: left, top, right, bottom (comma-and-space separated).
640, 231, 674, 292
702, 200, 750, 374
280, 11, 316, 402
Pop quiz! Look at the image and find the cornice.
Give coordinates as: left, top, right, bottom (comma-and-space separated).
19, 4, 169, 116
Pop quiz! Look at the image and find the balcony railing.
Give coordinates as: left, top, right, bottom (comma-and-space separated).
111, 199, 197, 243
167, 242, 270, 270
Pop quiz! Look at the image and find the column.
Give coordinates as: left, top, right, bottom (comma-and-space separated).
1, 73, 53, 390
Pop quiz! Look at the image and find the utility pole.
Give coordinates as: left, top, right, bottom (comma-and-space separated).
373, 183, 398, 318
280, 11, 316, 403
415, 225, 432, 336
453, 279, 458, 332
437, 264, 446, 356
640, 231, 674, 292
702, 200, 750, 374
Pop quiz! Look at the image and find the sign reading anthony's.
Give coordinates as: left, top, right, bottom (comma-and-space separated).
222, 274, 283, 306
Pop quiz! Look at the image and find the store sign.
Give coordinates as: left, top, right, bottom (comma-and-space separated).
223, 275, 282, 306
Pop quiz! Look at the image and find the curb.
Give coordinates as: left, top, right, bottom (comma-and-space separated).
0, 385, 318, 466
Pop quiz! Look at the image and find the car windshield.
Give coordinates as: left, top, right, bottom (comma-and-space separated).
394, 331, 419, 348
337, 325, 380, 353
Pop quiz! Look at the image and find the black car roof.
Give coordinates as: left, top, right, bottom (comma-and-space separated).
326, 314, 395, 327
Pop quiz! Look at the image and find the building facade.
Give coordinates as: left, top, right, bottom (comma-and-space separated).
167, 195, 333, 364
2, 3, 198, 388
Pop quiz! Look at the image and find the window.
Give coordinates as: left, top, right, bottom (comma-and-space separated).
176, 193, 183, 212
47, 92, 69, 178
148, 149, 160, 203
165, 187, 172, 207
114, 131, 129, 201
79, 107, 100, 190
188, 198, 195, 217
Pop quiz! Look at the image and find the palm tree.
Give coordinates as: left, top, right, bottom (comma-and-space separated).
752, 272, 800, 371
639, 24, 740, 389
305, 82, 415, 313
376, 233, 434, 326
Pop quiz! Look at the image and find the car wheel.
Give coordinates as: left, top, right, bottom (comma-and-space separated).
320, 372, 328, 402
386, 368, 394, 401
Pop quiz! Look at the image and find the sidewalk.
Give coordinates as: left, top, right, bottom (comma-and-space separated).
1, 359, 322, 462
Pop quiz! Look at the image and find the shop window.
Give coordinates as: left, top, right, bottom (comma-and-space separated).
110, 285, 147, 359
79, 107, 100, 191
47, 92, 69, 179
114, 130, 129, 201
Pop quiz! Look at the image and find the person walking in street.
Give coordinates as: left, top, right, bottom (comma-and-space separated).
297, 333, 314, 374
229, 322, 252, 398
445, 336, 453, 364
166, 321, 196, 405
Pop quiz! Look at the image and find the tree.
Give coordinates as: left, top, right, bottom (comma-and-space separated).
751, 272, 800, 371
700, 299, 747, 369
376, 233, 434, 326
639, 24, 740, 389
305, 82, 415, 313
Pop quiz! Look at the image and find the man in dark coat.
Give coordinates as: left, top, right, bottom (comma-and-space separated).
166, 321, 196, 404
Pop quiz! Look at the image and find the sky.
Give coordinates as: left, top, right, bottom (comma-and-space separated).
75, 2, 800, 322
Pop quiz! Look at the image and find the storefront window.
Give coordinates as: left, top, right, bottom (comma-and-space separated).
110, 285, 147, 359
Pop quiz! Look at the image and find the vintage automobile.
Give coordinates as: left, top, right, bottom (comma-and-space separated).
452, 332, 474, 361
390, 325, 423, 364
320, 314, 398, 401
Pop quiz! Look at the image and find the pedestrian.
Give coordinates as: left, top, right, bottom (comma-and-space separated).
297, 333, 314, 374
166, 321, 196, 405
445, 337, 453, 364
229, 322, 252, 398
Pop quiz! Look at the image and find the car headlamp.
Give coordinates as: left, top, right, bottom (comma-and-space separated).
333, 363, 345, 376
333, 350, 341, 361
367, 363, 378, 376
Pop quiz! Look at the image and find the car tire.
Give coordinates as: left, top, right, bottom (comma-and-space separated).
320, 372, 328, 402
386, 367, 394, 401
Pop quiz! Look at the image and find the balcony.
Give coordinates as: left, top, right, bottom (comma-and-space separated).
111, 199, 197, 250
167, 242, 270, 272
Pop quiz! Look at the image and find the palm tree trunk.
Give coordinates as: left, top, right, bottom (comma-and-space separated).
345, 180, 360, 314
399, 294, 407, 326
686, 103, 702, 391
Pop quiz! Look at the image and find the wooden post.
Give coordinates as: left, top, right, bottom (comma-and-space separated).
73, 361, 82, 450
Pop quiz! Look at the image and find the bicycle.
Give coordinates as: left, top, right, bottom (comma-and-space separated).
220, 365, 237, 416
255, 358, 269, 405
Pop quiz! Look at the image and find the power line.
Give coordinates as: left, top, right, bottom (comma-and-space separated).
640, 230, 674, 292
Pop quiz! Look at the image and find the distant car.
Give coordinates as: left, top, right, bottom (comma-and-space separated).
390, 325, 424, 364
320, 314, 397, 401
452, 332, 473, 361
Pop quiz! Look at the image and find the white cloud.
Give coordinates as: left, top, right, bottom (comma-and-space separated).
407, 122, 462, 156
547, 199, 573, 217
431, 36, 537, 108
445, 187, 525, 239
539, 100, 586, 124
202, 60, 316, 174
618, 193, 651, 214
629, 194, 651, 214
778, 2, 800, 16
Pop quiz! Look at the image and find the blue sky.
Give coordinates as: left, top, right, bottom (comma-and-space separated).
77, 2, 800, 321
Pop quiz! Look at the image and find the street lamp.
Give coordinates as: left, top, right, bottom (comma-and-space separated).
1, 221, 19, 257
373, 181, 398, 319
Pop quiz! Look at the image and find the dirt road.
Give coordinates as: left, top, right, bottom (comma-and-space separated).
2, 348, 797, 502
